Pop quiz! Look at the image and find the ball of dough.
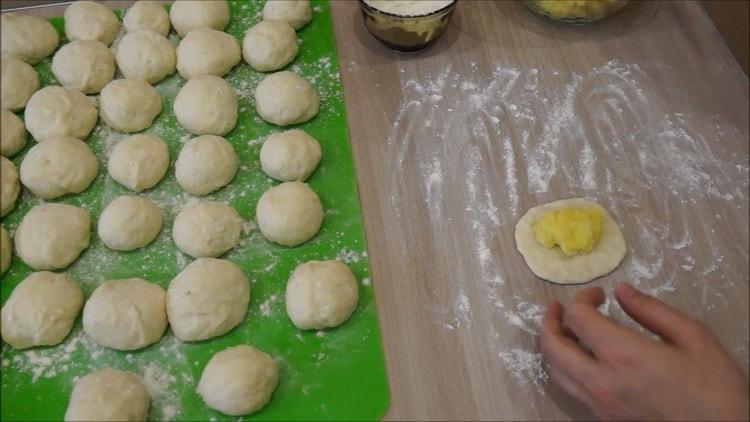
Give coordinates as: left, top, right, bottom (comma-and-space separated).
123, 0, 170, 36
260, 129, 321, 181
197, 345, 279, 416
166, 258, 249, 341
14, 203, 91, 270
254, 71, 319, 126
99, 78, 162, 133
20, 136, 98, 199
65, 368, 150, 422
285, 260, 358, 330
174, 75, 238, 136
51, 40, 115, 94
176, 28, 240, 80
515, 198, 628, 285
83, 278, 168, 350
169, 0, 230, 37
116, 30, 176, 84
0, 13, 60, 65
64, 1, 120, 46
25, 86, 98, 142
1, 108, 27, 157
1, 225, 12, 275
0, 156, 20, 217
173, 201, 242, 258
242, 20, 298, 73
107, 134, 169, 192
256, 181, 323, 246
0, 271, 83, 349
1, 57, 39, 111
175, 135, 237, 195
263, 0, 313, 30
98, 195, 163, 251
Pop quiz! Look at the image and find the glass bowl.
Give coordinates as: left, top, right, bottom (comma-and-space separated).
525, 0, 629, 24
359, 0, 457, 51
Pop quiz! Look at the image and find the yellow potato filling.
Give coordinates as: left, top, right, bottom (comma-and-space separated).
533, 207, 603, 256
532, 0, 623, 20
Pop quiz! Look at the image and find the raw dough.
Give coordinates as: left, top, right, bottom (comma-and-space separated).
51, 40, 115, 94
98, 195, 163, 251
83, 278, 167, 350
515, 198, 627, 285
260, 129, 321, 181
169, 0, 230, 37
0, 156, 20, 217
285, 260, 358, 330
115, 29, 176, 84
176, 27, 241, 79
107, 134, 169, 191
24, 86, 98, 142
263, 0, 313, 30
123, 0, 171, 36
0, 13, 60, 65
0, 271, 83, 349
1, 225, 11, 275
174, 75, 238, 136
64, 1, 120, 46
14, 203, 91, 270
197, 345, 279, 416
99, 78, 162, 133
175, 135, 237, 195
1, 57, 39, 111
254, 71, 319, 126
256, 181, 323, 246
65, 368, 150, 422
173, 201, 242, 258
20, 136, 98, 199
242, 20, 298, 72
166, 258, 249, 341
1, 108, 27, 157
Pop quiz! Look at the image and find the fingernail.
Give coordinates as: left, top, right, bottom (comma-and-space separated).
617, 282, 636, 297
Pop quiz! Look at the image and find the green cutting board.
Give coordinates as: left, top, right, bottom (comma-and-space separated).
0, 1, 389, 420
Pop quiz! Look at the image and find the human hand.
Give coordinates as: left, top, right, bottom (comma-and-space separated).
541, 282, 750, 421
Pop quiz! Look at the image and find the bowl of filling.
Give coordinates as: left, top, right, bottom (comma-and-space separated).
359, 0, 457, 51
525, 0, 629, 24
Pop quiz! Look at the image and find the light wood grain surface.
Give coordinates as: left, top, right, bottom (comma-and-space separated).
4, 1, 749, 420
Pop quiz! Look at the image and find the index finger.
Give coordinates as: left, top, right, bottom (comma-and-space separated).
541, 300, 601, 384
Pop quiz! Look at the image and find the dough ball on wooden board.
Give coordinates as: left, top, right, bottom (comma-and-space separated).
263, 0, 312, 30
99, 78, 162, 133
242, 20, 298, 72
173, 201, 242, 258
14, 203, 91, 270
51, 40, 115, 94
24, 86, 98, 142
285, 260, 358, 330
166, 258, 249, 342
175, 135, 237, 195
1, 109, 27, 158
107, 134, 169, 192
1, 225, 12, 275
197, 345, 279, 416
0, 157, 20, 217
0, 13, 60, 65
98, 195, 163, 251
176, 27, 241, 79
260, 129, 320, 182
65, 368, 151, 422
20, 136, 98, 199
170, 0, 230, 37
254, 71, 318, 126
256, 181, 323, 246
1, 57, 39, 111
64, 1, 120, 46
174, 75, 237, 136
123, 0, 170, 37
514, 198, 627, 284
0, 271, 83, 349
83, 278, 167, 350
116, 29, 176, 84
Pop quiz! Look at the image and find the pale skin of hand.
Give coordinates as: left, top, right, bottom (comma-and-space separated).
541, 282, 750, 421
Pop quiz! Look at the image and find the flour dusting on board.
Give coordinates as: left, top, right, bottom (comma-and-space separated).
384, 58, 749, 392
